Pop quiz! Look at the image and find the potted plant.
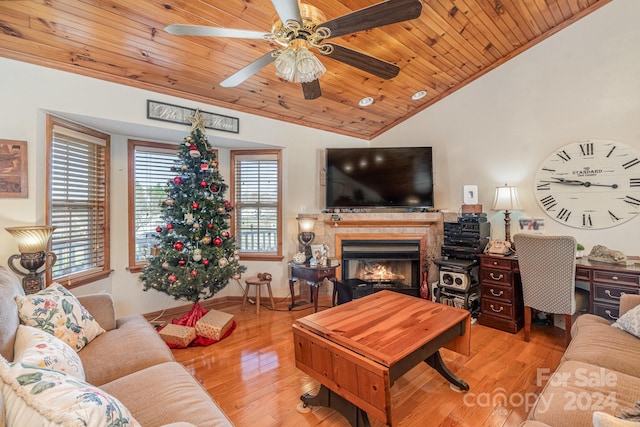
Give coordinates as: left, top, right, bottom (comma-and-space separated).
576, 243, 585, 258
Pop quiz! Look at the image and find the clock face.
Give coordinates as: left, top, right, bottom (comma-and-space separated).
534, 140, 640, 229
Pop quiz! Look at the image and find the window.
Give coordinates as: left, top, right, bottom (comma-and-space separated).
127, 140, 178, 272
230, 150, 282, 260
46, 115, 111, 287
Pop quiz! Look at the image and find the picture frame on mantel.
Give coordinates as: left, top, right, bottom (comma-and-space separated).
0, 139, 28, 198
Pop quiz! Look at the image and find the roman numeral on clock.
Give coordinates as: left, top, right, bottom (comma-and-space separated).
631, 178, 640, 187
557, 208, 571, 222
609, 210, 621, 222
537, 183, 551, 191
540, 195, 557, 210
607, 146, 617, 158
623, 158, 640, 169
557, 151, 571, 162
623, 195, 640, 207
579, 143, 594, 156
582, 214, 592, 227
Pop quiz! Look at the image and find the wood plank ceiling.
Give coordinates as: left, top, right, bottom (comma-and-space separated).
0, 0, 612, 140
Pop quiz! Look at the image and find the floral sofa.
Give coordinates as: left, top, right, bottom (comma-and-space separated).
0, 266, 233, 426
522, 294, 640, 427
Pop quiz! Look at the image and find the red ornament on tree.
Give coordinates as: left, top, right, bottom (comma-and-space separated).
166, 223, 173, 230
190, 269, 198, 277
192, 202, 199, 210
168, 274, 177, 282
200, 180, 207, 187
174, 241, 184, 251
203, 259, 210, 266
156, 226, 162, 232
173, 177, 182, 185
178, 259, 186, 265
208, 223, 214, 229
210, 184, 218, 193
213, 237, 223, 246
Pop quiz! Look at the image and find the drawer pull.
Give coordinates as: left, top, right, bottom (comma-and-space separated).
605, 309, 618, 320
490, 289, 504, 297
605, 290, 626, 300
490, 273, 504, 281
612, 276, 618, 281
490, 304, 504, 313
493, 261, 498, 265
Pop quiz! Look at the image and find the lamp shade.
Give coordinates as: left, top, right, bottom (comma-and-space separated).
5, 226, 57, 253
492, 185, 523, 211
296, 214, 317, 232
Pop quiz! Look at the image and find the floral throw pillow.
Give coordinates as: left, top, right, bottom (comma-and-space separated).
0, 355, 140, 427
13, 325, 85, 380
15, 283, 105, 352
612, 304, 640, 339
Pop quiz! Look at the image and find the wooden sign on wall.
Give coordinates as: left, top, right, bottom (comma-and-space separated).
147, 100, 239, 134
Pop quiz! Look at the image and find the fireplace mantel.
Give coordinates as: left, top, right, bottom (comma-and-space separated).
323, 220, 439, 228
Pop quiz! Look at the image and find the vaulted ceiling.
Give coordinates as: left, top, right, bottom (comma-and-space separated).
0, 0, 612, 140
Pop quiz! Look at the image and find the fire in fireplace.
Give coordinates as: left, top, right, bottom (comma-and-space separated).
341, 239, 421, 296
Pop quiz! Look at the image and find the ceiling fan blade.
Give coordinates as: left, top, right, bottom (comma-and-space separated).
324, 44, 399, 80
220, 51, 277, 87
302, 80, 322, 100
271, 0, 302, 24
321, 0, 422, 39
165, 24, 267, 39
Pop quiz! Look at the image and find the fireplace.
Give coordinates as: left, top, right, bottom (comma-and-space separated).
341, 239, 421, 296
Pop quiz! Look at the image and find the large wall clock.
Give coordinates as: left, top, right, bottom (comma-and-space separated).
534, 140, 640, 229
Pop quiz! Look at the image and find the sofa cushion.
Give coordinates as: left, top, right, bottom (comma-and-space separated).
528, 360, 640, 427
13, 325, 84, 380
78, 314, 174, 386
612, 304, 640, 338
593, 411, 640, 427
15, 283, 105, 351
0, 267, 24, 362
0, 355, 140, 426
564, 313, 640, 377
100, 361, 233, 427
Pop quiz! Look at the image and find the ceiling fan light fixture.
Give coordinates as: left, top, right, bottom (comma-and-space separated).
295, 47, 326, 83
274, 48, 297, 81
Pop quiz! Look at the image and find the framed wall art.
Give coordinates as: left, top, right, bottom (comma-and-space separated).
0, 139, 28, 198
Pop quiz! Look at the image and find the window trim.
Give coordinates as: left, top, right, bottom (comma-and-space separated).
45, 115, 112, 288
230, 149, 283, 261
127, 139, 179, 272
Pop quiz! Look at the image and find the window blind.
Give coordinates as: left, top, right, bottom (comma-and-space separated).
49, 122, 108, 280
233, 153, 280, 253
131, 144, 176, 264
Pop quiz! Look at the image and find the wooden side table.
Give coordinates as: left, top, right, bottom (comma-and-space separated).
288, 263, 340, 312
478, 254, 523, 334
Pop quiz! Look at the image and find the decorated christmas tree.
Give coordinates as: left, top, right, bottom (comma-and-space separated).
140, 110, 246, 304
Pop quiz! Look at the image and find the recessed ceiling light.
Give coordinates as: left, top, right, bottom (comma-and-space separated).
411, 90, 427, 100
359, 97, 374, 107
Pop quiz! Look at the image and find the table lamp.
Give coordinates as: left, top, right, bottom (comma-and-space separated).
296, 214, 317, 261
5, 225, 57, 294
491, 184, 522, 245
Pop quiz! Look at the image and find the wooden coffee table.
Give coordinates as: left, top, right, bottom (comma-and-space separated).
293, 290, 470, 426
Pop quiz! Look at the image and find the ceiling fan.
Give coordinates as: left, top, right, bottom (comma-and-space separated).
165, 0, 423, 100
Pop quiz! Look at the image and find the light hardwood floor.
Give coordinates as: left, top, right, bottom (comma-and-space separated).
166, 296, 566, 427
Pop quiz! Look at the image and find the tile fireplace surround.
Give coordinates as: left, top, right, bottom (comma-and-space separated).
310, 212, 454, 294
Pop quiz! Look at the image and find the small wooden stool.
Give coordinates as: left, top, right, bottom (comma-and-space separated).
242, 273, 275, 315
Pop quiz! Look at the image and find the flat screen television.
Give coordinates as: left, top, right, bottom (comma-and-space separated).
325, 147, 434, 209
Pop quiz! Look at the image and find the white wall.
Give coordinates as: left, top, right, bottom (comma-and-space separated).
373, 0, 640, 254
1, 0, 638, 316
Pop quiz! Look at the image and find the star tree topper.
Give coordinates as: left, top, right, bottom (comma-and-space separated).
188, 109, 207, 133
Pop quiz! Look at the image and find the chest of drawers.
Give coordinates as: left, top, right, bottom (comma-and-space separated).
478, 254, 523, 334
577, 260, 640, 321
